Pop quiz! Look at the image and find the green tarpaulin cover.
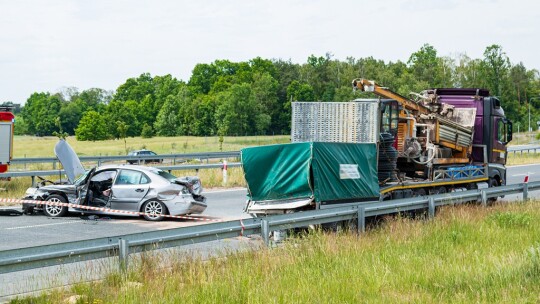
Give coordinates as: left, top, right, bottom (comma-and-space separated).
241, 142, 379, 203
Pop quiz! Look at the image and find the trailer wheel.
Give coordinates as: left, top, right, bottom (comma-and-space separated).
412, 188, 426, 197
429, 187, 446, 195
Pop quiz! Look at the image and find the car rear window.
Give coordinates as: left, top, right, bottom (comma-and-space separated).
154, 169, 177, 182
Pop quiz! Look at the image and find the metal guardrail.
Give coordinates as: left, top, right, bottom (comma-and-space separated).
508, 145, 540, 154
9, 151, 240, 167
1, 181, 539, 274
0, 163, 242, 185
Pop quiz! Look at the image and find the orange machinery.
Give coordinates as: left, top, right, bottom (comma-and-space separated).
352, 78, 473, 164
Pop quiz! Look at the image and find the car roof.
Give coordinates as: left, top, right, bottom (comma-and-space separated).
131, 149, 154, 153
96, 164, 162, 174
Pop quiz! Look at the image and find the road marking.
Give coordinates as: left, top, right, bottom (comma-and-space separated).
5, 221, 80, 230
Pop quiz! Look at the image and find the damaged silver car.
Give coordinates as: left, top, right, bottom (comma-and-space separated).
22, 140, 206, 221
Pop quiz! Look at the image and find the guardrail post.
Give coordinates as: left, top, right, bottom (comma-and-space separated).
261, 219, 270, 246
222, 161, 228, 186
52, 161, 56, 170
357, 207, 365, 234
481, 190, 487, 207
428, 197, 435, 219
523, 183, 529, 202
118, 239, 129, 272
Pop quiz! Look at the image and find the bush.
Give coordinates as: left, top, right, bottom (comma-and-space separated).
141, 123, 154, 138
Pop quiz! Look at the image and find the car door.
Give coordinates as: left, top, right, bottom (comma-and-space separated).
76, 168, 95, 206
110, 169, 151, 211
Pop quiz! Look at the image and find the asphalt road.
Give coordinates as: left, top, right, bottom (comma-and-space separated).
1, 164, 540, 252
500, 164, 540, 201
0, 188, 250, 251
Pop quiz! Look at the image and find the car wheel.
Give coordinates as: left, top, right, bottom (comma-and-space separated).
142, 200, 167, 221
43, 194, 68, 217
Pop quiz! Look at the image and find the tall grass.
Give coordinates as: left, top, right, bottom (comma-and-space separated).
12, 202, 540, 303
506, 152, 540, 166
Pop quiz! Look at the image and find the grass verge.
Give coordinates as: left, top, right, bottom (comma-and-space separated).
11, 201, 540, 303
12, 135, 289, 157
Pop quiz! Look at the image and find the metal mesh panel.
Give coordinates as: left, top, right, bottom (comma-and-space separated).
292, 101, 379, 143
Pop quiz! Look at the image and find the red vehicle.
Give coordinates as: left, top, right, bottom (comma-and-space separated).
0, 107, 15, 173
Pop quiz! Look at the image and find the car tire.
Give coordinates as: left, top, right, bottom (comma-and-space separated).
43, 194, 68, 217
142, 200, 167, 221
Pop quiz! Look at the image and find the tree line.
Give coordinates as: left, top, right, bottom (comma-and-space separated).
9, 44, 540, 140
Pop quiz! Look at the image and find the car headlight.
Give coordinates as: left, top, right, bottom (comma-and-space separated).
24, 187, 38, 197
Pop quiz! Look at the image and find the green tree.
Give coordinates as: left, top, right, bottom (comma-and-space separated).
191, 94, 218, 136
114, 73, 154, 102
13, 115, 28, 135
58, 101, 84, 135
215, 83, 257, 136
154, 95, 181, 136
75, 111, 108, 141
21, 93, 62, 136
251, 72, 279, 134
407, 43, 441, 86
482, 44, 510, 97
105, 100, 138, 138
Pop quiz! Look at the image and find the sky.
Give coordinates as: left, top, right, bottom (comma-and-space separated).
1, 0, 539, 104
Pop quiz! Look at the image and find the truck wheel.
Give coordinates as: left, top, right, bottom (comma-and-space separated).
488, 178, 499, 203
43, 194, 68, 217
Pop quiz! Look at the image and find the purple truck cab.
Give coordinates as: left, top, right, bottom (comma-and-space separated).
433, 88, 512, 186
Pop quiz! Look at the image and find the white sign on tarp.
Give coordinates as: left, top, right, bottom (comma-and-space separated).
0, 122, 12, 164
339, 164, 361, 179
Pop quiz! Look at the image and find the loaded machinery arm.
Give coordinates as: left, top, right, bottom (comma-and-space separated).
352, 78, 472, 167
352, 78, 430, 115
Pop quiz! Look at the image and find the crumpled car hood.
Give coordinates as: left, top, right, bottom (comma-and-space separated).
55, 140, 85, 183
